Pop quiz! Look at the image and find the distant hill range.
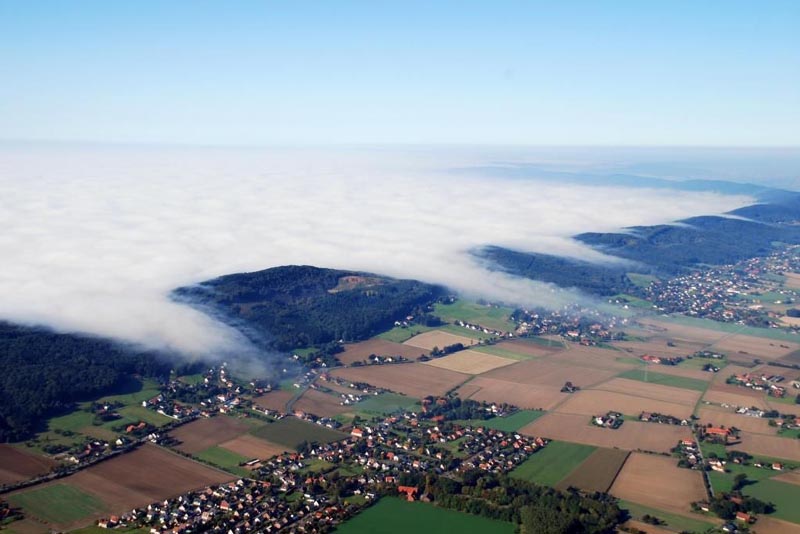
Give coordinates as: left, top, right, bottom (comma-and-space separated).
473, 172, 800, 296
173, 265, 446, 351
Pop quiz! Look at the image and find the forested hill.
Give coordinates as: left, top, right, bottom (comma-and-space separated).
475, 246, 639, 296
173, 265, 446, 351
0, 322, 172, 442
479, 194, 800, 295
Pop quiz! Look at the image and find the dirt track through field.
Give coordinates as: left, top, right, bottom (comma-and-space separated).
171, 416, 252, 453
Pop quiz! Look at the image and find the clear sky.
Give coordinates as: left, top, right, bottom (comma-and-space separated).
0, 1, 798, 146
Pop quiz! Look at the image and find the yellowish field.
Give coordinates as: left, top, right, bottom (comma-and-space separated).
402, 330, 477, 350
423, 350, 516, 374
519, 412, 691, 453
556, 390, 694, 419
594, 378, 702, 406
330, 363, 469, 398
482, 358, 618, 388
729, 431, 800, 462
610, 453, 707, 515
461, 377, 567, 410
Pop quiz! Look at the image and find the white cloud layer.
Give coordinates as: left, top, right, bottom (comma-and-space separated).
0, 144, 752, 356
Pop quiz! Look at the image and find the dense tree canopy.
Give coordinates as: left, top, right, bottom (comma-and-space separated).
174, 265, 446, 350
0, 322, 171, 442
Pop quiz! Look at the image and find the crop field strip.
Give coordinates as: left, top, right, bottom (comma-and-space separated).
422, 350, 517, 374
555, 448, 630, 493
510, 440, 597, 486
249, 417, 347, 450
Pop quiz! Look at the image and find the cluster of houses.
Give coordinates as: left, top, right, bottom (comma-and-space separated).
639, 412, 688, 426
728, 372, 788, 398
640, 354, 683, 366
674, 439, 704, 470
592, 412, 624, 429
512, 305, 626, 345
643, 247, 800, 329
453, 319, 509, 337
95, 398, 549, 534
96, 478, 353, 534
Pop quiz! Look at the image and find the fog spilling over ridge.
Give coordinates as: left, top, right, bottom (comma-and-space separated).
0, 144, 754, 356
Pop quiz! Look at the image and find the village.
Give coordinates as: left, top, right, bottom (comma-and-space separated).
92, 396, 547, 534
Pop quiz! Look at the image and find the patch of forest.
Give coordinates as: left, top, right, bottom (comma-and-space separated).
0, 322, 172, 442
475, 246, 638, 296
173, 265, 446, 351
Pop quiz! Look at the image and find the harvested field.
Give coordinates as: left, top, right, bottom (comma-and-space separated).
594, 378, 702, 406
9, 444, 232, 528
711, 335, 799, 360
461, 377, 568, 410
610, 453, 706, 515
455, 382, 482, 399
702, 389, 769, 410
294, 389, 351, 417
636, 318, 726, 344
423, 350, 515, 374
338, 339, 428, 365
170, 416, 252, 454
768, 401, 800, 416
330, 363, 469, 398
520, 413, 691, 453
499, 338, 563, 357
253, 389, 295, 412
0, 445, 56, 485
219, 433, 288, 460
774, 469, 800, 486
555, 448, 630, 493
481, 358, 618, 388
546, 345, 637, 372
613, 339, 707, 360
696, 407, 775, 434
779, 350, 800, 365
729, 431, 800, 462
555, 390, 694, 419
402, 330, 477, 351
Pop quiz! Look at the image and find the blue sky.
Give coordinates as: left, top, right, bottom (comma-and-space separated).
0, 1, 798, 146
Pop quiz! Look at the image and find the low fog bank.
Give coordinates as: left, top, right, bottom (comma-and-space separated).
0, 144, 754, 360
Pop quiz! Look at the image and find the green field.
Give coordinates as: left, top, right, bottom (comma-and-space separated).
459, 410, 545, 432
627, 273, 659, 288
8, 484, 107, 525
435, 323, 502, 340
335, 497, 514, 534
114, 405, 174, 427
744, 478, 800, 523
194, 446, 251, 476
619, 500, 716, 533
473, 344, 535, 360
96, 377, 163, 406
433, 300, 516, 332
611, 293, 653, 308
356, 393, 420, 415
251, 417, 347, 449
177, 373, 206, 385
69, 526, 150, 534
678, 357, 727, 371
510, 440, 596, 486
617, 369, 709, 392
707, 462, 779, 493
377, 324, 437, 343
